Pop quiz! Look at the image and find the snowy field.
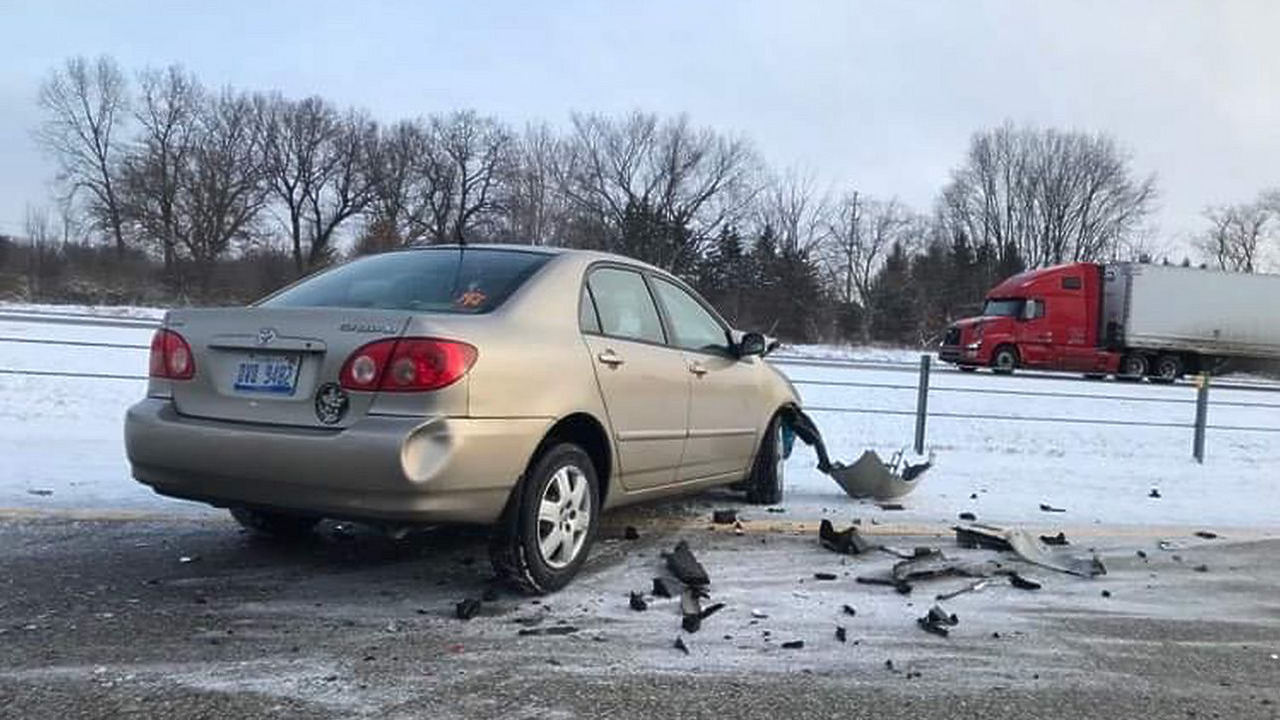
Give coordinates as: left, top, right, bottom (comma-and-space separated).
1, 304, 1280, 532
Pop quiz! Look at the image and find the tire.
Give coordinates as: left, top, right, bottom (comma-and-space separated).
1151, 355, 1183, 383
490, 443, 599, 595
991, 346, 1019, 375
744, 414, 785, 505
1118, 354, 1148, 381
229, 507, 320, 540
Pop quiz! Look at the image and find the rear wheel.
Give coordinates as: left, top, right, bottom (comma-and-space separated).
1151, 355, 1183, 383
491, 443, 599, 595
1118, 354, 1149, 381
229, 507, 320, 540
744, 414, 785, 505
991, 346, 1019, 375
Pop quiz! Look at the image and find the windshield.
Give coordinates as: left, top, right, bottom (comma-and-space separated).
260, 248, 551, 313
983, 298, 1025, 318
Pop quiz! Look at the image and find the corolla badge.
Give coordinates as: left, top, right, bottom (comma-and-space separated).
314, 382, 349, 425
256, 327, 278, 346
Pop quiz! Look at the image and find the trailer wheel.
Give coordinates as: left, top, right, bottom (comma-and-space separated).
1118, 354, 1148, 381
1151, 355, 1183, 383
991, 346, 1018, 375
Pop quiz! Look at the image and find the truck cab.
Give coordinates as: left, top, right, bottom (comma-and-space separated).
940, 263, 1120, 375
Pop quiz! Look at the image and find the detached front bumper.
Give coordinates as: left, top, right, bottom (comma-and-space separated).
124, 398, 549, 525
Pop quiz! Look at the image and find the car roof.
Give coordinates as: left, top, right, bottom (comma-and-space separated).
402, 244, 667, 274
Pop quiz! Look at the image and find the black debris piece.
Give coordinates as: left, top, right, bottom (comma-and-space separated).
819, 519, 872, 556
1039, 503, 1066, 513
699, 603, 726, 621
681, 588, 704, 633
955, 525, 1013, 552
969, 493, 978, 500
813, 572, 838, 581
917, 604, 959, 637
885, 659, 896, 671
955, 524, 1106, 578
895, 582, 913, 595
835, 626, 847, 643
26, 489, 53, 497
665, 541, 710, 587
958, 512, 977, 521
879, 503, 905, 511
1136, 550, 1148, 560
1149, 488, 1162, 499
782, 640, 805, 649
1194, 564, 1210, 573
766, 507, 786, 514
624, 526, 640, 540
1195, 531, 1219, 540
455, 599, 481, 620
917, 618, 949, 637
518, 625, 578, 637
674, 636, 690, 655
1101, 590, 1112, 598
482, 587, 500, 602
629, 592, 648, 612
712, 509, 737, 525
1008, 573, 1042, 591
1039, 532, 1069, 546
651, 577, 673, 598
842, 604, 857, 617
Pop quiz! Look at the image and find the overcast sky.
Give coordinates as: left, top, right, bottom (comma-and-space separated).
2, 0, 1277, 257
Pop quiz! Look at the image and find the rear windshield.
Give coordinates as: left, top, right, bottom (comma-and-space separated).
261, 249, 551, 313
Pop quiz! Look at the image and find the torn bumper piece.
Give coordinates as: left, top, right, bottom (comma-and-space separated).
955, 523, 1106, 578
782, 407, 932, 501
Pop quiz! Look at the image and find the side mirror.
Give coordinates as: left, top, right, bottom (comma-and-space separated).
737, 332, 767, 357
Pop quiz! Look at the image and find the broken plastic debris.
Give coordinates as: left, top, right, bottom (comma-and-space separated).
1194, 531, 1219, 540
1149, 488, 1162, 499
878, 503, 905, 511
751, 609, 769, 619
519, 625, 578, 637
917, 604, 959, 637
664, 541, 710, 587
681, 588, 703, 633
1039, 503, 1066, 513
813, 572, 838, 581
623, 526, 640, 540
712, 509, 737, 525
1039, 532, 1069, 546
674, 636, 689, 655
955, 523, 1105, 578
842, 604, 857, 617
781, 640, 805, 649
629, 592, 648, 612
958, 512, 976, 521
455, 599, 481, 620
819, 519, 872, 556
826, 449, 932, 501
651, 577, 673, 598
26, 489, 53, 497
1007, 573, 1042, 591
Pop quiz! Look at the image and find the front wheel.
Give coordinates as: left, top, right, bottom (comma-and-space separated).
229, 507, 320, 540
744, 414, 785, 505
491, 443, 599, 595
991, 346, 1019, 375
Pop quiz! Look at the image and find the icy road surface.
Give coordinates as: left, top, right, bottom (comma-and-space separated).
2, 305, 1279, 531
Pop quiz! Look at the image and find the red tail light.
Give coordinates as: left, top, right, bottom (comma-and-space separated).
149, 329, 196, 380
340, 338, 477, 392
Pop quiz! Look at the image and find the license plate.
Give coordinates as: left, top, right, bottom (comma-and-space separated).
233, 354, 301, 395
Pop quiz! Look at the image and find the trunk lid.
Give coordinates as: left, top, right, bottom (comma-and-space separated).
164, 307, 464, 428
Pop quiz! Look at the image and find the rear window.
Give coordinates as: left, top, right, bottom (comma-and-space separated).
260, 249, 551, 313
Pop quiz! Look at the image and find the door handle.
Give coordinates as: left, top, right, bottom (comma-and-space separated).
597, 350, 625, 366
688, 361, 708, 376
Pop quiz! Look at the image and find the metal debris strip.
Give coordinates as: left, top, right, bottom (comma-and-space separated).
955, 523, 1106, 578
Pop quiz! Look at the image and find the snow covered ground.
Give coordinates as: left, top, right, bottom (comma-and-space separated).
2, 303, 1279, 532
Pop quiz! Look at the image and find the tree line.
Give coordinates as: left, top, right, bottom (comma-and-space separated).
6, 55, 1277, 345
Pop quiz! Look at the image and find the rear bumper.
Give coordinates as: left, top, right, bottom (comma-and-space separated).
124, 398, 550, 525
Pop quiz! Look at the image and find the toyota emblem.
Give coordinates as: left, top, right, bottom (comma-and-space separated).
256, 327, 278, 346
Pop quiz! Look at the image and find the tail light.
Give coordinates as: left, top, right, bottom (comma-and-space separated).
340, 338, 477, 392
149, 329, 196, 380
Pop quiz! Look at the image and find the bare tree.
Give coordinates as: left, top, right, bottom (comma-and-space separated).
823, 192, 911, 341
35, 56, 131, 257
119, 65, 203, 281
497, 122, 564, 245
257, 95, 377, 271
555, 111, 758, 269
1198, 196, 1275, 273
177, 92, 270, 293
941, 123, 1156, 268
756, 168, 830, 255
419, 110, 514, 244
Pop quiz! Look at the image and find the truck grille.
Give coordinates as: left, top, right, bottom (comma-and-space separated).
942, 327, 961, 346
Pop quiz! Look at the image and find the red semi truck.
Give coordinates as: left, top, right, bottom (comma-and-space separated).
939, 262, 1280, 381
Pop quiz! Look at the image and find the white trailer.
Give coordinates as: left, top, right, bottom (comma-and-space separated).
1103, 263, 1280, 362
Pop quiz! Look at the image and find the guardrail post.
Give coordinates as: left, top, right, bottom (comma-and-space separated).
914, 354, 931, 455
1193, 373, 1210, 463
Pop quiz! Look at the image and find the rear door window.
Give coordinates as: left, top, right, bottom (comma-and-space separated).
585, 267, 666, 344
261, 249, 550, 313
